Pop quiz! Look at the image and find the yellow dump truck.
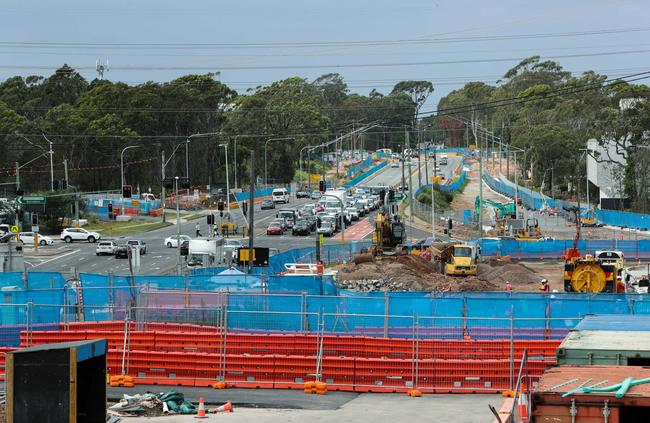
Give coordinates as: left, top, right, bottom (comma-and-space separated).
430, 243, 477, 276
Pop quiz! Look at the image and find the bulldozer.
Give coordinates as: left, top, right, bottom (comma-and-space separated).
563, 207, 616, 293
429, 242, 477, 276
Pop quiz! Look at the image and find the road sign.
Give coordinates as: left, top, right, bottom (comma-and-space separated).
16, 196, 46, 205
394, 193, 407, 202
10, 226, 19, 233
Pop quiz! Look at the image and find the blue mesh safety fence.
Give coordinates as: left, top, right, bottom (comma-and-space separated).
346, 156, 374, 178
477, 238, 650, 259
483, 172, 650, 230
343, 161, 387, 188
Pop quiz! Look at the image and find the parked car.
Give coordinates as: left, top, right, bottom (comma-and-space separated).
127, 239, 147, 255
95, 241, 117, 256
18, 232, 54, 246
296, 191, 310, 199
391, 161, 400, 168
165, 234, 191, 248
114, 242, 129, 259
292, 219, 312, 236
266, 222, 284, 235
180, 240, 189, 256
60, 227, 101, 243
260, 199, 275, 210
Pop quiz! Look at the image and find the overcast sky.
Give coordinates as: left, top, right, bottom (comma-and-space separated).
1, 0, 649, 108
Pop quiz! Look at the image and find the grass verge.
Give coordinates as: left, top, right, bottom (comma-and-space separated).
84, 221, 173, 236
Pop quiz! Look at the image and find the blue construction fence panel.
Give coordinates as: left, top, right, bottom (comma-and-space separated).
483, 172, 650, 230
346, 156, 374, 178
344, 161, 387, 188
477, 238, 650, 259
84, 193, 161, 219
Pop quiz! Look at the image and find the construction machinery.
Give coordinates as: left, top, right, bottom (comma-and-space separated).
474, 196, 516, 222
563, 207, 616, 293
429, 242, 478, 276
370, 189, 406, 255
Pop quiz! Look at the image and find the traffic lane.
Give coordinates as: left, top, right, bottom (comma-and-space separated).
30, 197, 315, 275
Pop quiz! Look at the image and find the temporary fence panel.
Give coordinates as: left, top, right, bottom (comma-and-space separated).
343, 161, 387, 188
0, 272, 24, 289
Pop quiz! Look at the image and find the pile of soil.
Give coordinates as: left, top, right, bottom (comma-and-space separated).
477, 263, 542, 286
335, 254, 497, 292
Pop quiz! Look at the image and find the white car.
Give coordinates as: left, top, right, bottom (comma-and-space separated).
165, 234, 191, 248
60, 227, 101, 243
95, 241, 117, 256
19, 232, 54, 246
391, 162, 400, 168
224, 239, 244, 262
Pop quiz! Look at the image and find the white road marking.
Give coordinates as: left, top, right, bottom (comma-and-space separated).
153, 255, 163, 259
32, 249, 80, 267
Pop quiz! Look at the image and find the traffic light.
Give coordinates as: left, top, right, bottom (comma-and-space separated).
122, 185, 132, 198
242, 201, 248, 217
319, 180, 326, 192
217, 201, 225, 211
53, 180, 60, 190
448, 219, 453, 230
61, 179, 68, 190
180, 177, 191, 189
31, 213, 38, 225
207, 214, 214, 225
107, 203, 113, 213
162, 178, 174, 189
388, 189, 395, 201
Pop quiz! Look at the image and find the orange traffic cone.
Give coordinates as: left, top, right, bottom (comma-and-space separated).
518, 393, 529, 422
212, 401, 234, 413
195, 397, 208, 419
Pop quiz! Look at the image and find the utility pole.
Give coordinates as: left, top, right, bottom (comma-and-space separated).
45, 135, 54, 191
175, 177, 181, 275
248, 151, 255, 274
406, 129, 414, 223
431, 181, 435, 240
64, 159, 69, 183
161, 151, 166, 223
15, 162, 20, 192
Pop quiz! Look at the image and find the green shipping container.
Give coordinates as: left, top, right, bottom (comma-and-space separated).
557, 330, 650, 366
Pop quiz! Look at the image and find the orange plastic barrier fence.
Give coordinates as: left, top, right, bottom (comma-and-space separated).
12, 323, 559, 393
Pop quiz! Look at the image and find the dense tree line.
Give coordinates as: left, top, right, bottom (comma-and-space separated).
1, 58, 648, 211
429, 56, 650, 212
0, 67, 416, 195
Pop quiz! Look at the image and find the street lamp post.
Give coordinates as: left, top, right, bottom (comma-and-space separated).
264, 137, 295, 188
175, 176, 182, 275
299, 145, 318, 191
219, 143, 230, 214
15, 132, 54, 191
186, 131, 222, 194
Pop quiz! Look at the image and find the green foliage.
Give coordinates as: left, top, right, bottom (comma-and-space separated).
417, 186, 454, 210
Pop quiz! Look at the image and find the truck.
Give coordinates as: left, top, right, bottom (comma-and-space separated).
429, 242, 477, 276
187, 238, 224, 268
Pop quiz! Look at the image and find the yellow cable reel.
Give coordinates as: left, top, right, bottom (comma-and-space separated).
571, 263, 607, 292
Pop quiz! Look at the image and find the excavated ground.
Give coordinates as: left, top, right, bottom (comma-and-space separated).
335, 254, 545, 292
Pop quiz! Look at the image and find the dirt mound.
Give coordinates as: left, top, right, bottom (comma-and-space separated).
336, 255, 496, 292
477, 263, 542, 285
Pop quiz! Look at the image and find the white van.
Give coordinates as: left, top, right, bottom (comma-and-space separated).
272, 188, 290, 204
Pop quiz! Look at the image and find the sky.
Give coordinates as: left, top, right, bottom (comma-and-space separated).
1, 0, 650, 109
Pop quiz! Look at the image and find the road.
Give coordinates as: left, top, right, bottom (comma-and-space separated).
24, 196, 316, 276
23, 156, 463, 276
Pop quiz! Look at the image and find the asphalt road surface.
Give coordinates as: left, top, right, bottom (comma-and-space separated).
23, 157, 463, 276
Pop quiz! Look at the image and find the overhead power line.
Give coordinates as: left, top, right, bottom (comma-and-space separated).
1, 26, 649, 50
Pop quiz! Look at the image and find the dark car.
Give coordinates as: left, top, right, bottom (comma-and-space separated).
261, 199, 275, 210
304, 215, 318, 231
296, 191, 310, 199
266, 222, 284, 235
114, 243, 129, 259
292, 219, 312, 236
180, 240, 189, 256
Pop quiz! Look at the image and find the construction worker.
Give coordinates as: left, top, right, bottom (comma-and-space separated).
195, 222, 202, 237
616, 276, 626, 293
213, 223, 219, 237
539, 279, 550, 293
505, 281, 512, 292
